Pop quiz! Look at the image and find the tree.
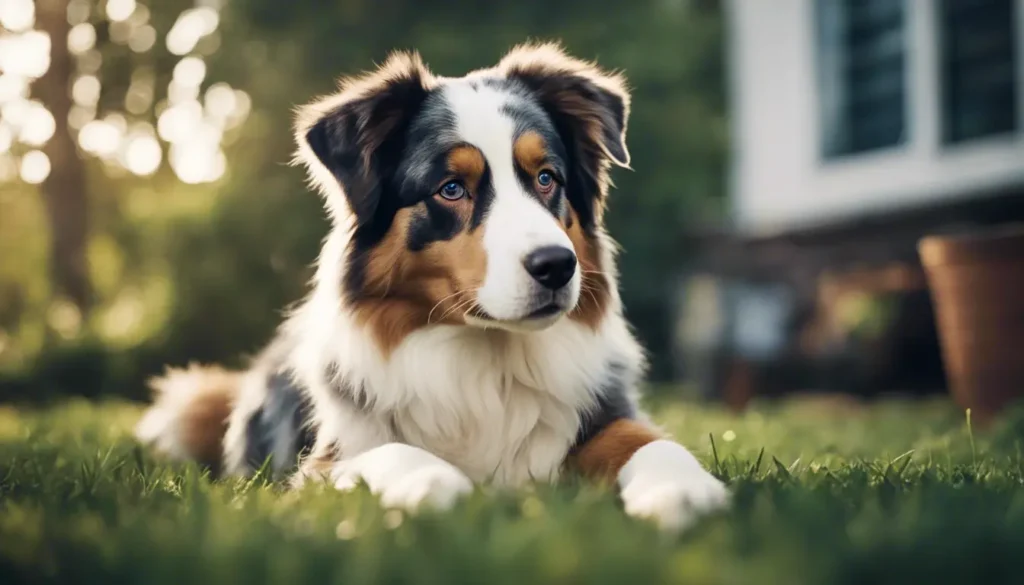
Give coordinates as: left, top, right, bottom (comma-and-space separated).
35, 0, 91, 313
0, 0, 250, 335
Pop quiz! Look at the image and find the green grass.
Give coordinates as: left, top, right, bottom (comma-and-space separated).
2, 396, 1024, 585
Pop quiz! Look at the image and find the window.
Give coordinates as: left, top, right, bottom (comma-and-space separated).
940, 0, 1018, 143
816, 0, 908, 158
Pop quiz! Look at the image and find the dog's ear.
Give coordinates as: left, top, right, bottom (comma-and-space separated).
501, 43, 630, 166
296, 51, 433, 229
499, 43, 630, 229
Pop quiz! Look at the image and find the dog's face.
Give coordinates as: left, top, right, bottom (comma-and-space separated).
297, 44, 630, 353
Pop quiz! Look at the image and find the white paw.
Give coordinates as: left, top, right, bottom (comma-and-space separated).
621, 470, 729, 532
375, 464, 474, 511
619, 440, 730, 533
331, 443, 473, 512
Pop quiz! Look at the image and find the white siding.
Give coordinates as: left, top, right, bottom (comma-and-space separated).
725, 0, 1024, 237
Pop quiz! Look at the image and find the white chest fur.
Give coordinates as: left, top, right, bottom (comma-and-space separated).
289, 291, 640, 487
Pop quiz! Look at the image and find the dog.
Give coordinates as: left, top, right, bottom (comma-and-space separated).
135, 42, 729, 532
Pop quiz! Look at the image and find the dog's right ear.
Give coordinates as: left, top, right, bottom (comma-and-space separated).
296, 52, 433, 228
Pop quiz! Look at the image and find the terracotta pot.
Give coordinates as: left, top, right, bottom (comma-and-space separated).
919, 225, 1024, 423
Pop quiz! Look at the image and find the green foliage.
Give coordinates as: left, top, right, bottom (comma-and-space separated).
1, 0, 726, 398
2, 398, 1024, 584
226, 0, 728, 377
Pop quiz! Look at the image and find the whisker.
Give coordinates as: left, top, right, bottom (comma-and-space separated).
439, 294, 478, 322
427, 289, 471, 323
447, 300, 477, 322
578, 283, 600, 309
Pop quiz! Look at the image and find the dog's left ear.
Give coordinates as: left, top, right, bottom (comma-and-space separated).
501, 43, 630, 168
500, 43, 630, 228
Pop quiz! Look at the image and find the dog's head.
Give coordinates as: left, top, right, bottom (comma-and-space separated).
295, 43, 630, 353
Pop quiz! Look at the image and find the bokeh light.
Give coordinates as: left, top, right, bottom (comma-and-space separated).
0, 31, 51, 78
78, 119, 122, 156
72, 75, 101, 107
67, 23, 97, 54
204, 83, 236, 119
230, 90, 251, 127
19, 150, 50, 184
1, 98, 30, 129
128, 24, 156, 53
109, 20, 132, 45
166, 7, 219, 56
123, 133, 162, 176
169, 80, 199, 104
0, 74, 28, 102
157, 100, 203, 144
68, 104, 96, 130
0, 0, 245, 185
18, 100, 56, 146
173, 57, 206, 88
170, 141, 225, 184
105, 0, 137, 23
125, 80, 154, 114
128, 3, 150, 26
0, 0, 34, 32
66, 0, 91, 26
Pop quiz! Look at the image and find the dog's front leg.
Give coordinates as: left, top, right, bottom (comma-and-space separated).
318, 443, 473, 512
569, 420, 729, 532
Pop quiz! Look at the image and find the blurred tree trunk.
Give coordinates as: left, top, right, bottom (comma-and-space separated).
35, 0, 93, 314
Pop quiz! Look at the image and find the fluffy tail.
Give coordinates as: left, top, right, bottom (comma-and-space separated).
134, 363, 241, 473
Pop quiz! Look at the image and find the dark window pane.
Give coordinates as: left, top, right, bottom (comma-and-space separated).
941, 0, 1018, 143
817, 0, 907, 158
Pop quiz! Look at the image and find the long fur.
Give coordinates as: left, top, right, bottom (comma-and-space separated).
138, 42, 650, 488
134, 363, 240, 474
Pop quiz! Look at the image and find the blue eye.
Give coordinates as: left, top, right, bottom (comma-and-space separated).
439, 181, 466, 200
537, 171, 555, 189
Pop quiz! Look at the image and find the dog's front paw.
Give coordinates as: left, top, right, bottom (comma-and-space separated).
620, 470, 729, 532
374, 463, 473, 511
619, 440, 730, 533
332, 443, 473, 512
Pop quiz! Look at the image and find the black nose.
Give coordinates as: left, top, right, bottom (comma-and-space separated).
523, 246, 577, 290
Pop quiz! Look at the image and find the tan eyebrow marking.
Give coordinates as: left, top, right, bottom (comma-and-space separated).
446, 145, 486, 192
513, 131, 550, 177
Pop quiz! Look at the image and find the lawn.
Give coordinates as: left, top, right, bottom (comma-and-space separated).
2, 395, 1024, 585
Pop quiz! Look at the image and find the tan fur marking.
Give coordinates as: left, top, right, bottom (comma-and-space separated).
566, 209, 610, 329
513, 131, 550, 177
567, 419, 662, 483
354, 207, 488, 357
353, 208, 420, 355
181, 388, 234, 471
447, 145, 486, 194
148, 365, 239, 472
361, 208, 414, 293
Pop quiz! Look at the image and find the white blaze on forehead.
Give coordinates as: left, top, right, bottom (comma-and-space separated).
441, 81, 519, 190
441, 80, 577, 323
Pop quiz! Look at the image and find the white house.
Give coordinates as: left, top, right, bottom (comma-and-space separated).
676, 0, 1024, 400
726, 0, 1024, 237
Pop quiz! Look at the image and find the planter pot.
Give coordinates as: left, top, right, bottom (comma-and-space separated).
919, 225, 1024, 423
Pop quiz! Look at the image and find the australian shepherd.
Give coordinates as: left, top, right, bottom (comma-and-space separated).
135, 43, 728, 532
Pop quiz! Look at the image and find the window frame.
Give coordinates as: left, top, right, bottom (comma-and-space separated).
815, 0, 911, 161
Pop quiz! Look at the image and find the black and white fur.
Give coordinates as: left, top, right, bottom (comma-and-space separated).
136, 43, 728, 532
